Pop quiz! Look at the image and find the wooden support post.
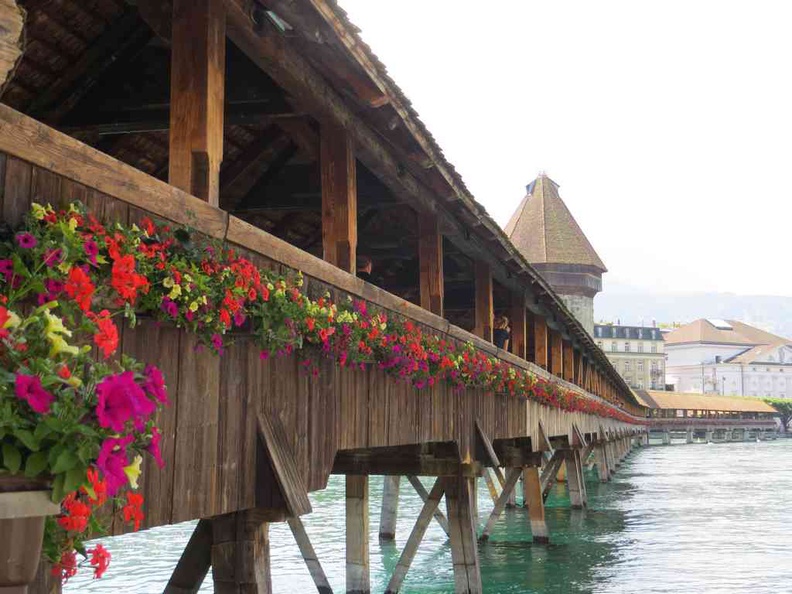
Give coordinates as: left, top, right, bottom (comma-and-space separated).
385, 479, 445, 594
287, 517, 333, 594
481, 468, 499, 504
479, 468, 522, 542
475, 420, 506, 488
510, 295, 526, 359
169, 0, 226, 205
165, 519, 213, 593
522, 467, 549, 543
379, 476, 401, 541
321, 123, 357, 273
406, 475, 450, 536
444, 475, 482, 594
418, 212, 444, 316
474, 261, 493, 342
564, 450, 587, 509
595, 444, 610, 483
550, 331, 563, 378
533, 316, 548, 369
211, 511, 272, 594
575, 350, 583, 386
346, 475, 369, 594
563, 341, 574, 383
540, 452, 564, 499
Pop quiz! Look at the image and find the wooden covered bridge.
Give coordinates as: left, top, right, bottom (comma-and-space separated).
0, 0, 647, 592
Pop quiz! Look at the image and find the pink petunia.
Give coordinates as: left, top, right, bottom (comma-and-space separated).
84, 240, 99, 265
95, 371, 155, 432
15, 374, 55, 414
43, 248, 63, 268
142, 365, 168, 405
147, 427, 164, 468
97, 435, 133, 496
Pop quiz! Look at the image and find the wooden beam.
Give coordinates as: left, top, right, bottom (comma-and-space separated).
564, 449, 587, 509
480, 468, 499, 505
533, 316, 548, 369
236, 142, 299, 210
321, 122, 357, 273
169, 0, 226, 204
29, 8, 153, 121
378, 476, 400, 541
0, 0, 23, 95
346, 475, 369, 594
550, 330, 563, 378
211, 511, 272, 593
287, 516, 333, 594
474, 419, 505, 488
164, 519, 213, 593
510, 296, 526, 360
522, 467, 549, 543
563, 341, 575, 383
478, 467, 521, 542
219, 127, 285, 209
473, 261, 493, 342
385, 479, 445, 594
443, 475, 482, 593
256, 412, 312, 517
418, 211, 444, 316
406, 475, 450, 537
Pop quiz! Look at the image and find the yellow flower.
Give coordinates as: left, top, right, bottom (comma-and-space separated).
123, 456, 143, 489
43, 310, 72, 338
66, 375, 82, 388
168, 285, 182, 300
68, 217, 78, 232
49, 334, 79, 358
3, 310, 20, 329
31, 203, 47, 220
189, 301, 199, 312
162, 277, 174, 288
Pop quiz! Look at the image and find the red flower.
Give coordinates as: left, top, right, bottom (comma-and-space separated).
93, 313, 119, 359
111, 255, 149, 303
51, 550, 78, 582
64, 266, 95, 312
87, 544, 111, 579
123, 492, 145, 531
58, 495, 91, 533
83, 467, 108, 506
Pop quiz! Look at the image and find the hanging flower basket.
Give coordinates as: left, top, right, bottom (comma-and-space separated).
0, 475, 58, 593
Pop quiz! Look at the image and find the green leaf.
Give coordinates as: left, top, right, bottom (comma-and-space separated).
63, 465, 87, 494
2, 443, 21, 474
33, 423, 51, 441
14, 429, 39, 452
51, 473, 65, 503
50, 449, 78, 474
24, 451, 48, 477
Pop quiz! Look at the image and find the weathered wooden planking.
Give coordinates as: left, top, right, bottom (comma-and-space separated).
172, 332, 221, 522
2, 156, 31, 226
218, 341, 248, 514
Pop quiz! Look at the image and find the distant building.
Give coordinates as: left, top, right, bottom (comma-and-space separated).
664, 318, 792, 398
594, 324, 666, 390
505, 173, 606, 335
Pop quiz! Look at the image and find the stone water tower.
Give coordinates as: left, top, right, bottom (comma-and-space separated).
504, 173, 606, 335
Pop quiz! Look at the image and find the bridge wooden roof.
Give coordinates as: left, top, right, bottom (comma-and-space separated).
1, 0, 638, 406
642, 390, 777, 413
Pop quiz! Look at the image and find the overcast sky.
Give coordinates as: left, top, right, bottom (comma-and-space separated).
338, 1, 792, 296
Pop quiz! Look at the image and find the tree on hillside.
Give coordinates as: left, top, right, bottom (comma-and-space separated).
764, 398, 792, 432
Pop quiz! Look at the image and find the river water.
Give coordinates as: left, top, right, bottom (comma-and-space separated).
65, 439, 792, 593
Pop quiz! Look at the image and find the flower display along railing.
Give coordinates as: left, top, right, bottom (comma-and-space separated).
0, 201, 641, 585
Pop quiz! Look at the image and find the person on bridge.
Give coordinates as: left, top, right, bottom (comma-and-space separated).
493, 315, 511, 351
357, 255, 373, 283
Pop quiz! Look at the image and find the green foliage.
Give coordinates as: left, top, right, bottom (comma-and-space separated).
764, 398, 792, 431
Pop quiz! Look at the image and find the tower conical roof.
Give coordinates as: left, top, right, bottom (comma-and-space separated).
504, 174, 607, 272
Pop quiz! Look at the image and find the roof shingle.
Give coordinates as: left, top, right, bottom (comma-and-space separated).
504, 174, 606, 271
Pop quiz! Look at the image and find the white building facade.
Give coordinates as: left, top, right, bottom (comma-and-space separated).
594, 324, 666, 390
665, 319, 792, 398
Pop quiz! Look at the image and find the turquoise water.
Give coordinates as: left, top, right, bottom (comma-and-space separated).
65, 440, 792, 593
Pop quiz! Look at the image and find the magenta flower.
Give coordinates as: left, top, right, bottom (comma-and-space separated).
211, 333, 223, 354
143, 365, 169, 405
43, 248, 63, 267
14, 374, 55, 414
15, 232, 37, 249
97, 435, 133, 496
84, 240, 99, 265
96, 371, 155, 432
160, 297, 178, 318
147, 428, 164, 468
